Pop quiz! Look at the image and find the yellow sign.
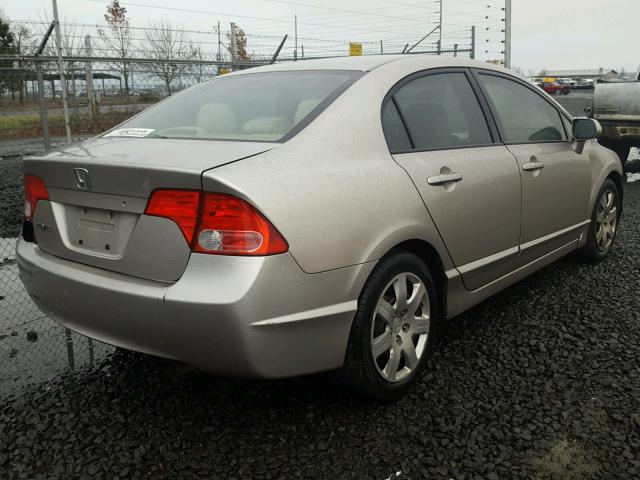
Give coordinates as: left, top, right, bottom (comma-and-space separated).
218, 68, 231, 75
349, 43, 362, 56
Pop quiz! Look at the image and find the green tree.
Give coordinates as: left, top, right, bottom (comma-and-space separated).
0, 11, 18, 100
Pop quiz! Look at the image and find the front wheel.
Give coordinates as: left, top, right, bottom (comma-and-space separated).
333, 250, 439, 402
578, 178, 620, 262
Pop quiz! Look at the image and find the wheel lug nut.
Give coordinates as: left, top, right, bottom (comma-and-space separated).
402, 323, 410, 332
396, 335, 402, 344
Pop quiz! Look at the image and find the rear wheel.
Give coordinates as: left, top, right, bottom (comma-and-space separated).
555, 88, 562, 95
334, 250, 439, 402
578, 178, 620, 262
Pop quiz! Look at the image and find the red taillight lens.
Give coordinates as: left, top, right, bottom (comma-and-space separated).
145, 190, 201, 244
194, 193, 288, 255
24, 174, 49, 221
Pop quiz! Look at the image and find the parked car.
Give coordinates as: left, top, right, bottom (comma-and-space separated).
17, 56, 622, 401
556, 77, 576, 88
540, 81, 570, 95
575, 78, 595, 89
588, 64, 640, 166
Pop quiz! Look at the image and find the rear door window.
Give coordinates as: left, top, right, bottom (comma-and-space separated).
477, 73, 568, 143
386, 72, 493, 151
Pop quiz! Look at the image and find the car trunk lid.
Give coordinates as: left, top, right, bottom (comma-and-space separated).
24, 137, 272, 282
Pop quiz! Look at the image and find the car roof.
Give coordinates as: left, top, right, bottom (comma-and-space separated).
227, 54, 508, 75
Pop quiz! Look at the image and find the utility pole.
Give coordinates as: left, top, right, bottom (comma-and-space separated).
51, 0, 71, 143
504, 0, 512, 69
217, 21, 221, 63
438, 0, 443, 54
294, 15, 298, 61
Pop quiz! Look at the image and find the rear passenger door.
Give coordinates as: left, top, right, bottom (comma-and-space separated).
474, 71, 591, 265
383, 69, 522, 291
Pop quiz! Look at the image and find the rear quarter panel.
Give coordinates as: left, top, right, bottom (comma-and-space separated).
202, 62, 457, 274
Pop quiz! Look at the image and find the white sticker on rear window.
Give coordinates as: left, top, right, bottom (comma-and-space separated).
104, 128, 155, 138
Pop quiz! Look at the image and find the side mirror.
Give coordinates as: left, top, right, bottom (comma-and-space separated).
573, 117, 601, 140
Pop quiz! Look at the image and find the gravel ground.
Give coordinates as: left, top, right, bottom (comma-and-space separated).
1, 155, 640, 479
0, 156, 24, 238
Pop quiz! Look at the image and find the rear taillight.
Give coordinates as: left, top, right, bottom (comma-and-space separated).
144, 190, 201, 244
24, 175, 49, 221
144, 190, 288, 256
194, 193, 288, 255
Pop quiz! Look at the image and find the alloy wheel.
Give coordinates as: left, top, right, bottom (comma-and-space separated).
370, 272, 430, 383
595, 189, 617, 252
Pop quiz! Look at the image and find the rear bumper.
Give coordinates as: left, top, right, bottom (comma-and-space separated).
16, 239, 373, 378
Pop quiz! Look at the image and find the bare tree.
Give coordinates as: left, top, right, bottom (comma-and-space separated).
98, 1, 132, 98
142, 19, 192, 96
13, 24, 32, 101
190, 43, 207, 83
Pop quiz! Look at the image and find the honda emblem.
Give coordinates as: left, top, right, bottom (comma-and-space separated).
73, 168, 91, 190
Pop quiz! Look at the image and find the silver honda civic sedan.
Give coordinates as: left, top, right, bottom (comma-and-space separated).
17, 55, 622, 401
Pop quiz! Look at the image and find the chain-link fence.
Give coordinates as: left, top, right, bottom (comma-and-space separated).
1, 19, 476, 151
0, 237, 116, 396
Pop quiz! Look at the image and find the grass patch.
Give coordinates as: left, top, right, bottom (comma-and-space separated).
0, 111, 135, 140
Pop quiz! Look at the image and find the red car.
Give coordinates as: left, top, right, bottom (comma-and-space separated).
540, 81, 570, 95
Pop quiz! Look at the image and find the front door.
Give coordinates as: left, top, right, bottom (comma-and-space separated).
475, 71, 591, 264
382, 69, 522, 291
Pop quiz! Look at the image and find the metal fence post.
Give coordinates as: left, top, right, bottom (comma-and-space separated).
52, 0, 72, 143
34, 21, 56, 151
84, 35, 97, 119
35, 60, 51, 151
471, 26, 476, 60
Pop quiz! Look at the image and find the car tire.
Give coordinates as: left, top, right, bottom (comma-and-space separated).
333, 250, 439, 402
555, 89, 562, 95
578, 178, 620, 262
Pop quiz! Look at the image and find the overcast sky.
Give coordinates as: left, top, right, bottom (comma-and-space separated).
2, 0, 638, 74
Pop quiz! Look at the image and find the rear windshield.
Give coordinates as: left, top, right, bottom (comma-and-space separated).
109, 70, 361, 142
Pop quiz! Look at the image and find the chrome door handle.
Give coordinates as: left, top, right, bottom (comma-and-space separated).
522, 161, 544, 171
427, 172, 463, 186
